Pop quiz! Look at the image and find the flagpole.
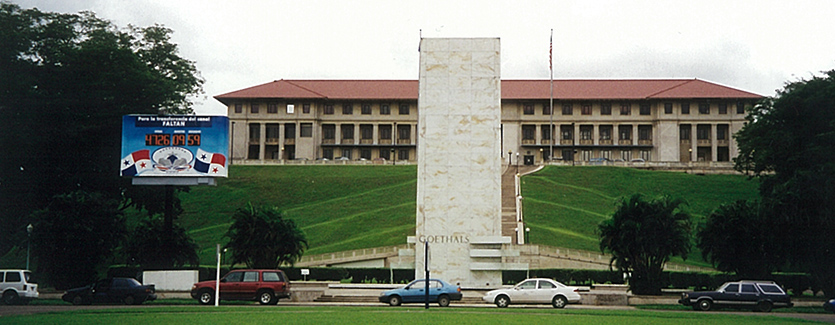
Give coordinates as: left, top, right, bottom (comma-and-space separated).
549, 29, 554, 163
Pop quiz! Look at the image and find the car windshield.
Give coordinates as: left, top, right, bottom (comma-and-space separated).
723, 283, 739, 293
23, 271, 35, 284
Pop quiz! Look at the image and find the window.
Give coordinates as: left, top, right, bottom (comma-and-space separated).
523, 103, 534, 115
267, 103, 278, 114
717, 124, 728, 140
697, 125, 711, 140
5, 271, 21, 282
638, 125, 652, 140
235, 104, 242, 114
619, 125, 631, 140
360, 149, 371, 160
225, 272, 244, 282
741, 284, 757, 294
399, 104, 409, 115
341, 124, 354, 140
620, 103, 630, 115
342, 149, 351, 159
542, 104, 552, 115
243, 272, 258, 282
398, 149, 409, 160
601, 102, 612, 115
664, 103, 673, 114
263, 272, 283, 282
581, 104, 591, 115
580, 126, 592, 140
379, 148, 390, 160
248, 123, 260, 141
601, 150, 612, 160
361, 103, 371, 115
699, 102, 710, 114
322, 125, 335, 140
286, 103, 294, 114
324, 104, 334, 115
322, 148, 333, 159
724, 283, 739, 292
718, 103, 727, 114
681, 103, 690, 114
285, 123, 296, 138
302, 103, 310, 114
620, 150, 632, 161
522, 125, 535, 140
582, 150, 592, 161
266, 124, 280, 140
561, 125, 573, 140
640, 150, 651, 161
736, 102, 745, 114
360, 125, 373, 140
562, 104, 572, 115
380, 104, 390, 115
680, 124, 691, 140
343, 104, 353, 115
541, 125, 551, 141
300, 123, 312, 137
379, 125, 392, 140
600, 125, 612, 140
251, 104, 259, 114
540, 281, 556, 289
397, 124, 410, 140
639, 103, 650, 115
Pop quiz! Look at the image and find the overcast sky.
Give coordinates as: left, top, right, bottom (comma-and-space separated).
14, 0, 835, 115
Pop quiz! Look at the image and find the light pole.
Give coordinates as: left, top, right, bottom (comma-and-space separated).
539, 148, 544, 165
525, 227, 531, 245
26, 224, 33, 270
515, 152, 520, 174
508, 150, 512, 166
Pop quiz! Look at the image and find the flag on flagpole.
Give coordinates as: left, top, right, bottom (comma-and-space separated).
549, 29, 553, 73
121, 149, 152, 176
194, 148, 227, 175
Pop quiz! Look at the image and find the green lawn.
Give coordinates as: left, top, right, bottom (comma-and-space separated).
1, 306, 819, 324
172, 165, 758, 266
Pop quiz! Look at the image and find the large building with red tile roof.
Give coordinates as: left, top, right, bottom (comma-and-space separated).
215, 78, 761, 165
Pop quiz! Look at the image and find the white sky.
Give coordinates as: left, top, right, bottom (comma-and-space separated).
14, 0, 835, 115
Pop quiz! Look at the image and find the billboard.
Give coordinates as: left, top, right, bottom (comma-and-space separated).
121, 115, 229, 177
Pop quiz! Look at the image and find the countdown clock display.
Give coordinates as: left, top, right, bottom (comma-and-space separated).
120, 115, 229, 177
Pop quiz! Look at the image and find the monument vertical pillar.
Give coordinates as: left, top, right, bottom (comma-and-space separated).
413, 38, 511, 288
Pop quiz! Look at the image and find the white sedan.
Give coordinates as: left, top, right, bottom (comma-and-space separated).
482, 278, 581, 308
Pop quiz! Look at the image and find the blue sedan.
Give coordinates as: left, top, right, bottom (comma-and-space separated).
379, 279, 462, 307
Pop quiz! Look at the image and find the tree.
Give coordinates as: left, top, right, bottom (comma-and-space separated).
734, 70, 835, 297
224, 203, 308, 269
124, 215, 199, 270
0, 3, 203, 257
30, 191, 126, 289
598, 194, 692, 295
697, 200, 781, 278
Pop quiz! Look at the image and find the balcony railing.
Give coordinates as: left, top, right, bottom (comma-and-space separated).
522, 139, 535, 145
697, 139, 711, 146
360, 139, 373, 144
618, 140, 632, 145
397, 139, 411, 145
284, 138, 295, 145
599, 139, 613, 145
638, 139, 652, 145
322, 139, 335, 144
265, 138, 280, 145
579, 139, 593, 145
379, 139, 392, 144
342, 139, 354, 145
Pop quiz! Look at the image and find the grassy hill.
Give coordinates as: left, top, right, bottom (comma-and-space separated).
177, 165, 759, 267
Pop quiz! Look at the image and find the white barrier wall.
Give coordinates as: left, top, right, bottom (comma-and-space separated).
143, 270, 199, 291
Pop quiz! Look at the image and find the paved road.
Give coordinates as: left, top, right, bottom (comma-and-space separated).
2, 302, 834, 323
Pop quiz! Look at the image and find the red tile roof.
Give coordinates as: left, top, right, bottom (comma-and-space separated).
215, 79, 761, 105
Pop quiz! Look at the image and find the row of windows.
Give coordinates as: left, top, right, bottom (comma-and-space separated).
249, 123, 412, 141
234, 103, 412, 115
522, 125, 653, 141
322, 148, 410, 161
523, 102, 745, 116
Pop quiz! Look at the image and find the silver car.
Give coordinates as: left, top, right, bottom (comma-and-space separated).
482, 278, 581, 308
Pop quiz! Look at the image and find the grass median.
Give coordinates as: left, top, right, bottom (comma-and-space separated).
3, 305, 820, 324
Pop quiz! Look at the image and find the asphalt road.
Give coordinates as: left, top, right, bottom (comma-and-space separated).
2, 302, 834, 323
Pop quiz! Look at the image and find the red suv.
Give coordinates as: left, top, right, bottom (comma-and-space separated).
191, 269, 290, 305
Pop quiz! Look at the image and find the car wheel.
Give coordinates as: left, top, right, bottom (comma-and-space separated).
388, 295, 401, 306
697, 299, 712, 311
198, 289, 215, 305
495, 295, 510, 308
552, 295, 568, 308
2, 291, 19, 305
124, 295, 136, 305
258, 290, 275, 305
72, 296, 85, 306
437, 295, 450, 307
756, 301, 773, 312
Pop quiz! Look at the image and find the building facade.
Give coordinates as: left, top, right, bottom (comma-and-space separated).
216, 79, 761, 165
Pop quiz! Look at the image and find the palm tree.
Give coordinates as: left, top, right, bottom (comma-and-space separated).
224, 203, 308, 269
598, 194, 692, 295
697, 200, 779, 278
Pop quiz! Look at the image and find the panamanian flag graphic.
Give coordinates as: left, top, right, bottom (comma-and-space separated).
194, 148, 227, 174
121, 149, 152, 176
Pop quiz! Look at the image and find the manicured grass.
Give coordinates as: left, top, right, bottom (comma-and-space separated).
1, 306, 817, 324
174, 165, 757, 266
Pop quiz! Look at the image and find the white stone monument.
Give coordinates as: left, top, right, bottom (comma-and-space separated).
412, 38, 513, 288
